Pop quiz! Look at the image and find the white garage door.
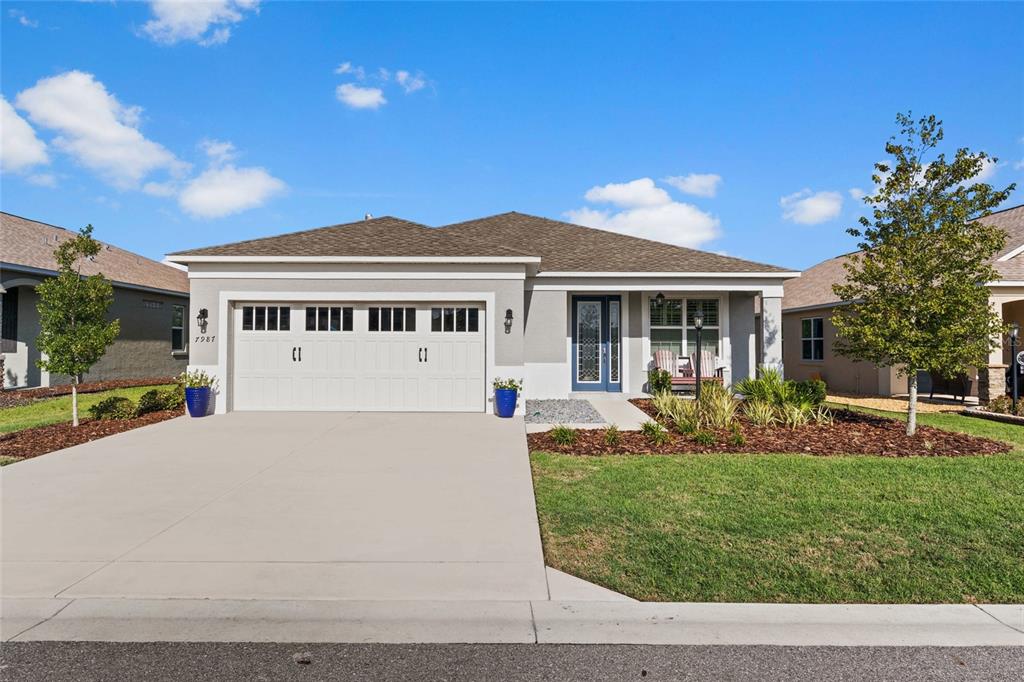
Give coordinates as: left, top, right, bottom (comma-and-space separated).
233, 302, 486, 411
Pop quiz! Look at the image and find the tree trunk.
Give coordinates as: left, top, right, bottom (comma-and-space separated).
906, 372, 918, 437
72, 377, 79, 428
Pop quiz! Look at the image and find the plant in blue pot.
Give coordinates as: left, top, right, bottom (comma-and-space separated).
493, 377, 523, 418
179, 369, 217, 418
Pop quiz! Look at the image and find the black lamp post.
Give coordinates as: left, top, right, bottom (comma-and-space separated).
693, 309, 704, 401
1011, 322, 1020, 413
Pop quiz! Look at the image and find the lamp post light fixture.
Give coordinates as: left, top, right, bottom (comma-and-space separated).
693, 308, 704, 402
1011, 322, 1020, 413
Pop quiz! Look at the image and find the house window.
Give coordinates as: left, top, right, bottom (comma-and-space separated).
649, 297, 684, 356
1, 288, 18, 353
243, 305, 291, 331
431, 307, 479, 332
304, 306, 351, 331
687, 299, 720, 357
369, 307, 415, 332
171, 304, 185, 351
801, 317, 824, 361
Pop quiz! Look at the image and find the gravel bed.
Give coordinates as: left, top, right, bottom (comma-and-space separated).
525, 399, 605, 424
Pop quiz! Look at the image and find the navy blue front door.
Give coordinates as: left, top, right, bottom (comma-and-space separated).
572, 295, 622, 392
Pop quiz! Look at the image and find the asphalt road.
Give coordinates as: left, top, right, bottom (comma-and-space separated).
2, 643, 1022, 681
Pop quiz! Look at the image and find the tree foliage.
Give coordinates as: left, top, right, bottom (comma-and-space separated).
35, 225, 120, 425
832, 113, 1015, 434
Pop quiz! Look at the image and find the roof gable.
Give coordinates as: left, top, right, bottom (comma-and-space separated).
1, 212, 188, 294
441, 212, 794, 274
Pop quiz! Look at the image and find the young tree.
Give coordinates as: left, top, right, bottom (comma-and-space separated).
833, 113, 1015, 436
35, 225, 120, 426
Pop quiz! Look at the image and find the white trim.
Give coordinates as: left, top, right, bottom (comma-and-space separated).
988, 281, 1024, 287
216, 291, 497, 415
530, 278, 786, 296
997, 244, 1024, 261
170, 255, 540, 265
535, 270, 800, 278
188, 270, 526, 281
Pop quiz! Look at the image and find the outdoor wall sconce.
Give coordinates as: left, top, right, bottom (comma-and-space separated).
196, 308, 209, 334
655, 292, 665, 305
504, 308, 514, 334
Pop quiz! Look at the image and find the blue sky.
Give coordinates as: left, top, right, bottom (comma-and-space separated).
2, 1, 1022, 270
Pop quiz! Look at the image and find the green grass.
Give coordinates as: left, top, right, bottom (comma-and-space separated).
0, 384, 175, 434
531, 410, 1024, 603
0, 456, 21, 467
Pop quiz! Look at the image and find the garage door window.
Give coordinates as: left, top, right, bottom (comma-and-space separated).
431, 307, 479, 333
242, 305, 291, 331
305, 306, 352, 332
369, 306, 416, 332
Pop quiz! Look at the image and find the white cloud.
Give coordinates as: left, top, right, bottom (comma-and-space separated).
27, 173, 57, 187
848, 187, 866, 200
396, 70, 426, 94
142, 180, 178, 197
15, 71, 187, 189
336, 83, 387, 110
780, 189, 843, 225
199, 138, 237, 164
1014, 159, 1024, 171
141, 0, 259, 46
8, 9, 38, 28
335, 62, 366, 79
975, 157, 998, 182
566, 177, 720, 248
662, 173, 722, 198
178, 164, 285, 218
584, 177, 672, 208
0, 96, 49, 172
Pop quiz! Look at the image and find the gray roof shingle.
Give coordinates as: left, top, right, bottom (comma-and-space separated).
1, 212, 188, 294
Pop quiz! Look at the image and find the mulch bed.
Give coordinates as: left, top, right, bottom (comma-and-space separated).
526, 399, 1011, 458
0, 410, 182, 461
0, 377, 177, 409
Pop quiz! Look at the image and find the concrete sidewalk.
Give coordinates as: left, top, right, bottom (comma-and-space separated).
2, 598, 1021, 646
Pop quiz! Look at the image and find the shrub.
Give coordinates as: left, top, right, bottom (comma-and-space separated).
743, 399, 777, 427
651, 391, 681, 420
178, 369, 217, 389
668, 398, 700, 434
603, 424, 621, 447
88, 396, 137, 420
641, 420, 670, 446
693, 430, 717, 446
697, 382, 738, 429
988, 395, 1024, 416
162, 384, 185, 410
550, 424, 579, 446
794, 379, 827, 407
778, 402, 812, 429
648, 368, 673, 395
734, 367, 792, 405
727, 423, 746, 447
812, 405, 835, 425
135, 389, 165, 416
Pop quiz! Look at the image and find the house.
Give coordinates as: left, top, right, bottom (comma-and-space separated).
166, 212, 797, 414
1, 212, 190, 389
782, 203, 1024, 403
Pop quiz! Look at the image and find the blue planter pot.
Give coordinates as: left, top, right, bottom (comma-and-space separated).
185, 386, 211, 418
495, 388, 518, 418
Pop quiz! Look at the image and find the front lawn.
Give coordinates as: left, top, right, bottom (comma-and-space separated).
531, 411, 1024, 603
0, 384, 176, 434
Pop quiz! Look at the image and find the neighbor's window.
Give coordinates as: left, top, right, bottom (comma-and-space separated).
1, 287, 19, 353
431, 307, 479, 332
243, 305, 291, 331
369, 306, 416, 332
801, 317, 824, 361
304, 306, 351, 332
171, 304, 185, 351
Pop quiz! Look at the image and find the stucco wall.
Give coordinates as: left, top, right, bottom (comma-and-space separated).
1, 285, 43, 388
782, 306, 881, 395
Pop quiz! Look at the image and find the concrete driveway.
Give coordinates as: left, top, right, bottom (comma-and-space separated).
1, 413, 548, 601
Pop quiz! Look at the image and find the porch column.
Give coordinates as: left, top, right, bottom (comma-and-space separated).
729, 292, 756, 383
978, 295, 1006, 404
761, 295, 784, 377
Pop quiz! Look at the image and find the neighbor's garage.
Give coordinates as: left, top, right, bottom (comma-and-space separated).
233, 302, 485, 411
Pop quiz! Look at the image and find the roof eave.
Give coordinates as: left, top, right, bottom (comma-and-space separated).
534, 270, 801, 278
166, 255, 542, 265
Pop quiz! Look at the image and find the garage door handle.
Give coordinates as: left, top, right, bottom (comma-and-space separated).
292, 347, 296, 362
298, 347, 302, 362
423, 347, 428, 362
418, 347, 423, 363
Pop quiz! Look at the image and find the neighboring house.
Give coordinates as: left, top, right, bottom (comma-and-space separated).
166, 212, 797, 414
782, 203, 1024, 402
1, 212, 190, 389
